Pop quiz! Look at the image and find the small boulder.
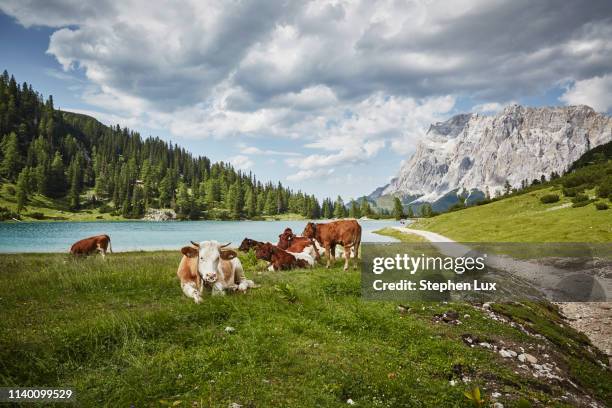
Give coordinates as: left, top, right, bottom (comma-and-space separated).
518, 353, 538, 364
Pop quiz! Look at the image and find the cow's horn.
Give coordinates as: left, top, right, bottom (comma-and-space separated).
220, 242, 231, 248
190, 241, 200, 247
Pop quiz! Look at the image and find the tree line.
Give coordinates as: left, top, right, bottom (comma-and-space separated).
0, 70, 378, 220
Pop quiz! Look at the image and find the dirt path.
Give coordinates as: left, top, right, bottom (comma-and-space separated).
392, 226, 612, 363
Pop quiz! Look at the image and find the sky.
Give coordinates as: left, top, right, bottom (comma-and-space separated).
1, 0, 611, 201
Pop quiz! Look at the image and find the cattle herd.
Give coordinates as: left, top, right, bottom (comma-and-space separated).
69, 219, 362, 303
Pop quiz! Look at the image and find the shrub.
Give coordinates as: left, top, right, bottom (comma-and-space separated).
0, 206, 20, 221
98, 204, 113, 213
540, 194, 559, 204
597, 177, 612, 199
5, 186, 15, 195
572, 199, 594, 208
26, 212, 45, 220
562, 186, 584, 197
572, 193, 589, 203
595, 202, 609, 210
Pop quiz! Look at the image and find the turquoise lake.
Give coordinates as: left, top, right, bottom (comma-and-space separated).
0, 219, 400, 253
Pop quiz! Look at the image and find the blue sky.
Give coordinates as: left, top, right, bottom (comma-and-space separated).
1, 1, 611, 201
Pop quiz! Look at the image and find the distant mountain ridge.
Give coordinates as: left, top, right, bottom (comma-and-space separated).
372, 105, 612, 209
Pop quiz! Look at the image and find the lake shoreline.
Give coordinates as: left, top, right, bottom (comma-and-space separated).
0, 219, 399, 253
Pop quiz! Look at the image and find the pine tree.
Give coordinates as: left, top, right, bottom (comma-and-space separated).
244, 186, 256, 218
176, 181, 190, 217
420, 203, 433, 217
349, 200, 360, 218
67, 157, 82, 210
131, 184, 144, 218
264, 191, 276, 215
48, 151, 67, 198
360, 197, 371, 217
15, 167, 30, 213
393, 197, 404, 220
333, 196, 345, 219
226, 180, 243, 219
406, 205, 414, 218
322, 198, 333, 219
159, 174, 172, 208
0, 132, 21, 180
503, 180, 512, 195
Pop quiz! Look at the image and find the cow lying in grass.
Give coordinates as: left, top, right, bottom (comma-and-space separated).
277, 228, 320, 261
239, 235, 316, 270
70, 234, 112, 258
238, 238, 264, 252
255, 242, 315, 271
177, 240, 256, 302
303, 220, 361, 270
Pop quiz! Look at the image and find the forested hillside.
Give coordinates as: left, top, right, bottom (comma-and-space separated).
0, 70, 335, 220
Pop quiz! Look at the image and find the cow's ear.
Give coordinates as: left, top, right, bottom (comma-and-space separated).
181, 246, 198, 258
220, 249, 237, 260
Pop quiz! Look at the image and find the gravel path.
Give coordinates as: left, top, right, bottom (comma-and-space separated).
392, 226, 612, 363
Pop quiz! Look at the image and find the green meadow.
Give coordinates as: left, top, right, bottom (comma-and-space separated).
0, 251, 610, 407
411, 187, 612, 242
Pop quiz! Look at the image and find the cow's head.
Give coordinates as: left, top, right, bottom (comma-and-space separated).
302, 222, 316, 239
239, 238, 259, 252
277, 228, 295, 249
255, 242, 274, 261
181, 240, 237, 283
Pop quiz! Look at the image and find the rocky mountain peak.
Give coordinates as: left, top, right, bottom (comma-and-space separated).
377, 105, 612, 204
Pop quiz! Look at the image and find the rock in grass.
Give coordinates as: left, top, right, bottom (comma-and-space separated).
518, 353, 538, 364
225, 326, 236, 333
499, 349, 517, 358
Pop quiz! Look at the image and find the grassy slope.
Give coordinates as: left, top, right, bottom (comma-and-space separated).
0, 252, 609, 407
412, 187, 612, 242
0, 183, 123, 221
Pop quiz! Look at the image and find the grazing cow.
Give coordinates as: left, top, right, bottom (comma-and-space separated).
70, 234, 112, 258
302, 220, 362, 270
255, 242, 311, 271
238, 238, 264, 252
277, 228, 320, 261
177, 240, 256, 302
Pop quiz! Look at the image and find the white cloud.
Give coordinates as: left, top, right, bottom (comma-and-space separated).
229, 155, 254, 170
238, 144, 301, 156
471, 101, 517, 114
286, 168, 335, 182
2, 0, 612, 194
560, 74, 612, 112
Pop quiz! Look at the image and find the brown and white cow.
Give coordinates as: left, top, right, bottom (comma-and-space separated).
277, 228, 320, 262
177, 240, 256, 302
70, 234, 112, 258
255, 242, 312, 271
302, 220, 361, 270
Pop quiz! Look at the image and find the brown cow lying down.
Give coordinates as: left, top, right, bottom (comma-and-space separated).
70, 234, 112, 258
255, 242, 311, 271
238, 238, 264, 252
303, 219, 362, 270
177, 240, 257, 302
277, 228, 320, 261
